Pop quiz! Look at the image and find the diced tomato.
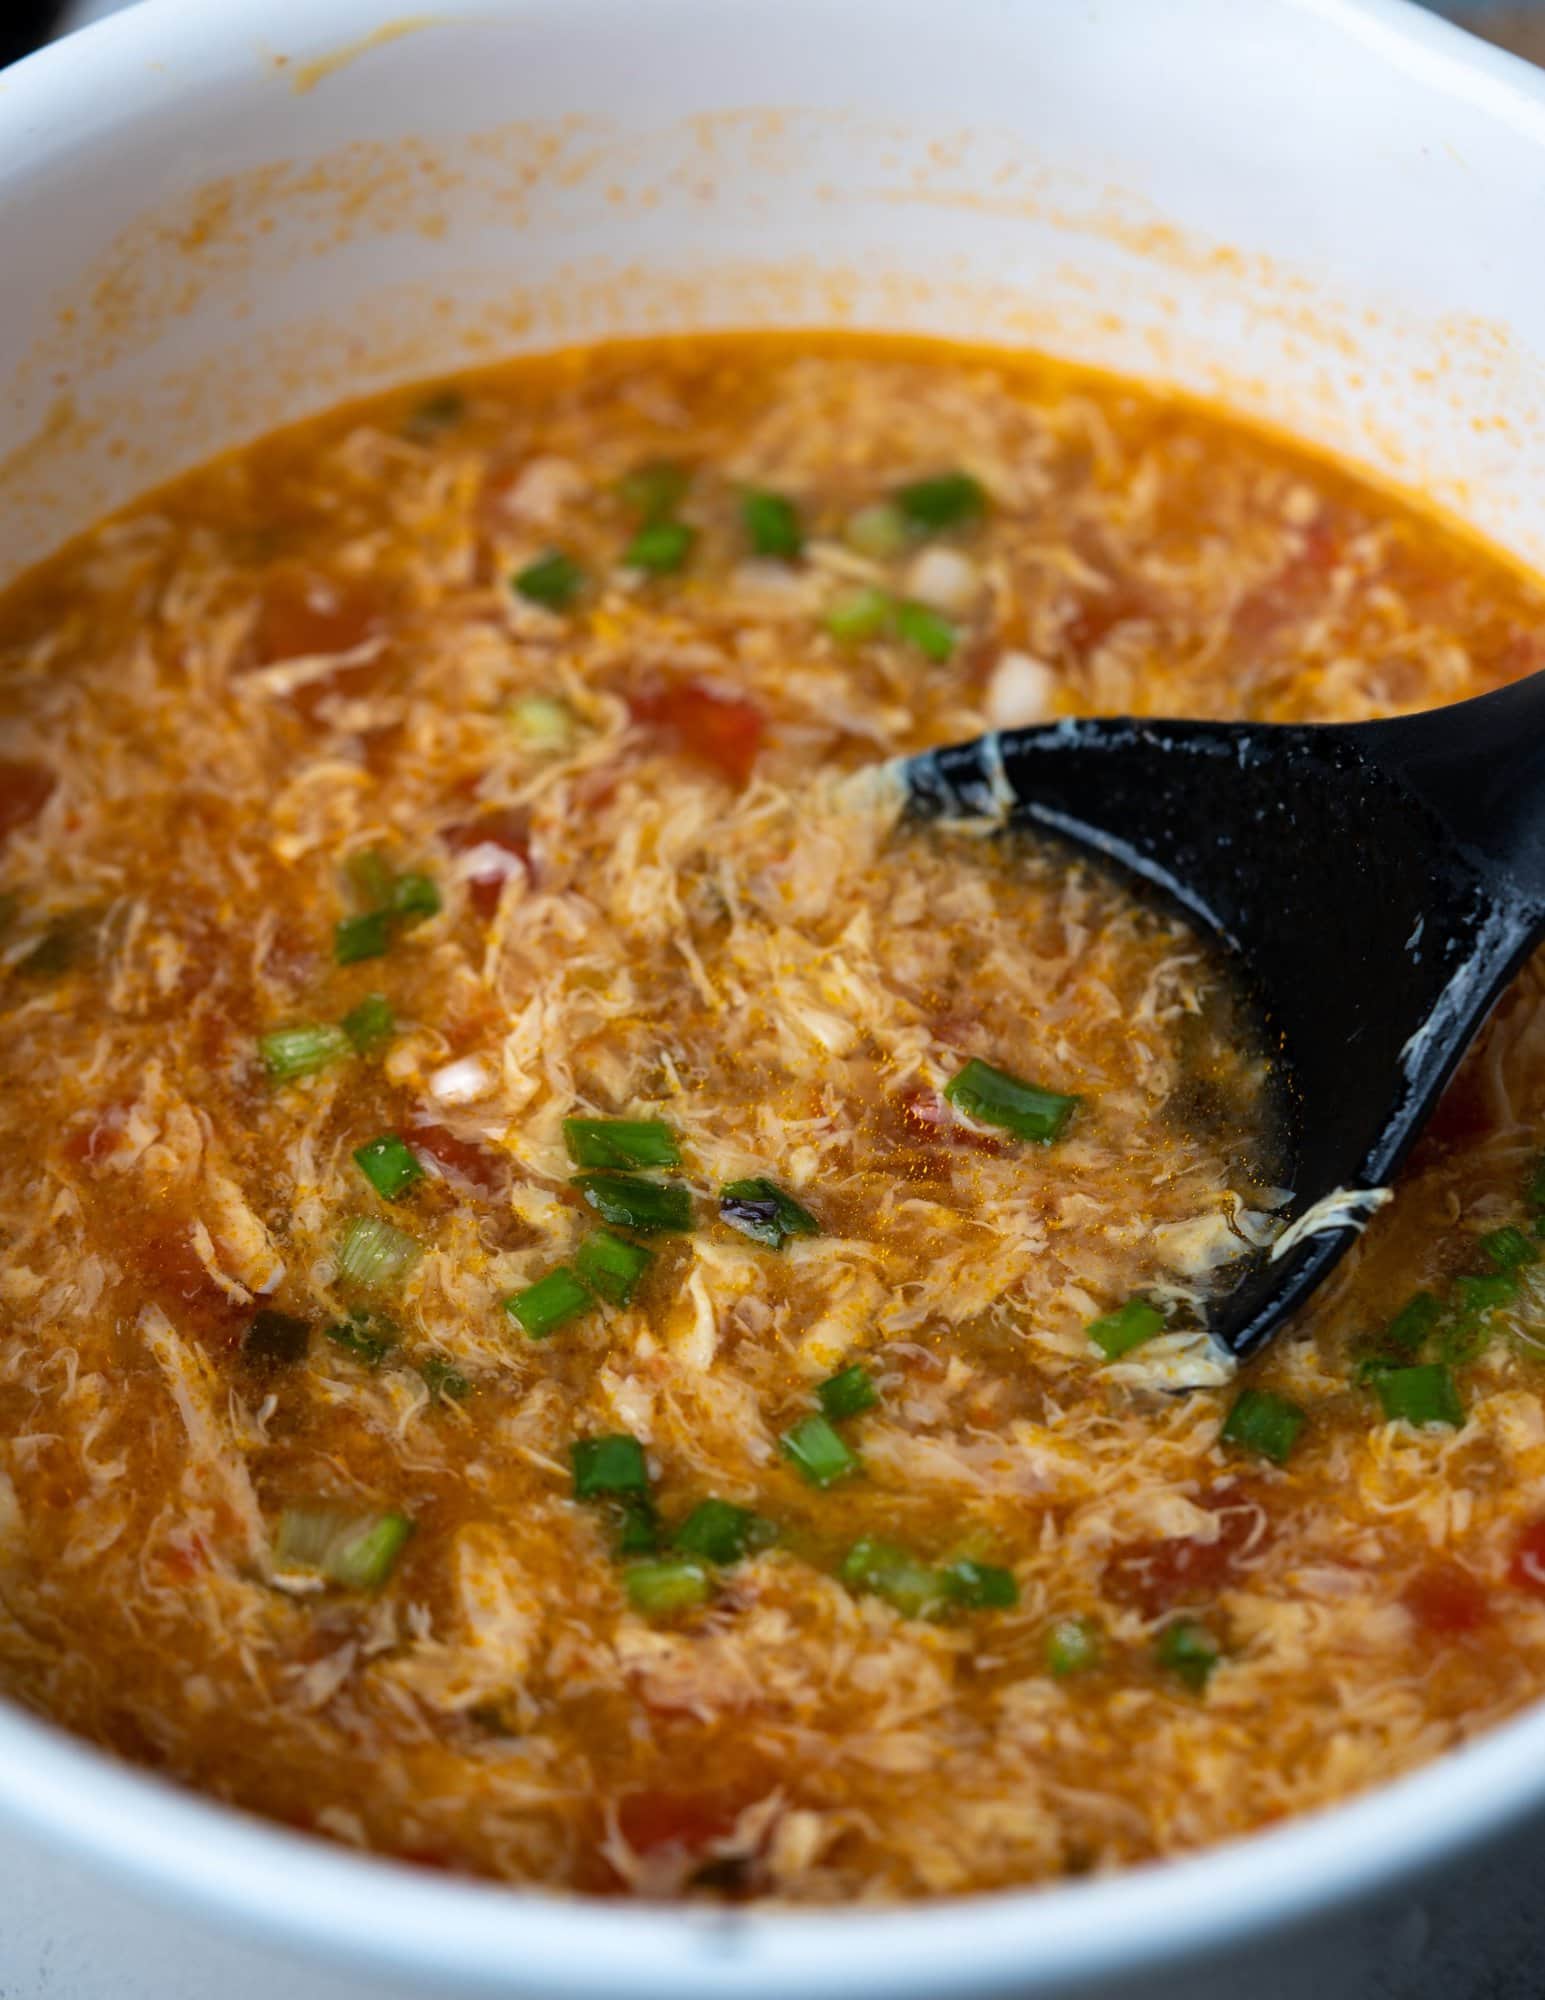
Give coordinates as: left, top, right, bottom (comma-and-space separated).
616, 1790, 738, 1860
629, 680, 765, 788
158, 1533, 210, 1583
1102, 1482, 1268, 1618
896, 1085, 1006, 1156
1509, 1519, 1545, 1598
0, 758, 55, 844
405, 1122, 502, 1194
255, 566, 385, 665
132, 1227, 245, 1335
1403, 1562, 1490, 1636
442, 810, 532, 919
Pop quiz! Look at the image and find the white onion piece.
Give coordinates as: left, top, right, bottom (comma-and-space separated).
985, 650, 1057, 729
428, 1057, 496, 1106
904, 546, 980, 614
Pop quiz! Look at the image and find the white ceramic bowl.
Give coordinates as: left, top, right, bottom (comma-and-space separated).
4, 3, 1545, 1994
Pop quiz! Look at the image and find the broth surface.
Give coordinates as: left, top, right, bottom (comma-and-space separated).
3, 335, 1545, 1899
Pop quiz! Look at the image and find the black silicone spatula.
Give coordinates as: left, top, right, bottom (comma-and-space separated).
900, 671, 1545, 1364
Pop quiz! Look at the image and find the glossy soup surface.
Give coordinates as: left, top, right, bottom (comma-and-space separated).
3, 335, 1545, 1900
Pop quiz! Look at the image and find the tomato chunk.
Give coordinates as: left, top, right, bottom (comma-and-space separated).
1102, 1482, 1268, 1618
629, 680, 765, 788
895, 1086, 1006, 1156
616, 1790, 738, 1860
405, 1122, 502, 1193
0, 758, 55, 844
443, 811, 531, 920
1403, 1562, 1489, 1636
1509, 1519, 1545, 1598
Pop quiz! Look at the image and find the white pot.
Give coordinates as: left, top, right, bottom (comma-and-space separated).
2, 2, 1545, 1993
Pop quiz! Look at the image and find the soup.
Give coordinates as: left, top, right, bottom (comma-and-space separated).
3, 335, 1545, 1900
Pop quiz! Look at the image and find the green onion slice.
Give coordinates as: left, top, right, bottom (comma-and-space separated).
613, 1495, 661, 1557
824, 584, 895, 644
1045, 1614, 1103, 1677
336, 1215, 421, 1290
624, 520, 696, 575
1384, 1291, 1442, 1358
1482, 1225, 1538, 1273
944, 1057, 1079, 1143
942, 1559, 1019, 1610
625, 1557, 711, 1617
1220, 1387, 1307, 1466
718, 1178, 819, 1249
259, 1023, 351, 1083
574, 1231, 653, 1307
891, 599, 956, 663
1087, 1298, 1166, 1361
274, 1505, 414, 1589
506, 1267, 593, 1339
843, 501, 910, 560
841, 1538, 949, 1618
779, 1413, 860, 1488
341, 994, 394, 1054
334, 911, 393, 966
817, 1363, 878, 1423
390, 873, 441, 926
242, 1309, 312, 1369
741, 489, 803, 560
1156, 1617, 1219, 1691
564, 1117, 682, 1170
515, 551, 585, 611
326, 1308, 399, 1367
572, 1433, 649, 1500
672, 1498, 774, 1566
353, 1132, 426, 1202
1373, 1362, 1464, 1429
509, 694, 577, 753
422, 1356, 470, 1401
573, 1173, 695, 1234
895, 471, 988, 532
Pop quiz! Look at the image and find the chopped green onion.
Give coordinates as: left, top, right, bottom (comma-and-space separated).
422, 1355, 470, 1401
818, 1364, 878, 1422
348, 848, 394, 912
1045, 1614, 1103, 1677
1385, 1291, 1442, 1357
625, 1558, 711, 1616
334, 911, 392, 965
1374, 1362, 1464, 1430
336, 1214, 421, 1290
944, 1058, 1079, 1144
617, 459, 690, 522
895, 471, 987, 532
1453, 1271, 1517, 1316
1482, 1226, 1538, 1273
506, 1267, 593, 1339
741, 489, 803, 560
341, 993, 394, 1054
843, 501, 910, 560
672, 1498, 773, 1566
274, 1505, 414, 1589
242, 1309, 312, 1369
326, 1309, 399, 1367
824, 584, 894, 644
624, 520, 696, 575
390, 873, 441, 926
514, 550, 585, 611
353, 1132, 426, 1202
259, 1023, 351, 1083
573, 1172, 695, 1234
572, 1433, 649, 1499
779, 1413, 859, 1488
718, 1178, 819, 1249
563, 1117, 682, 1170
942, 1559, 1019, 1610
509, 694, 577, 753
574, 1231, 653, 1307
1220, 1387, 1307, 1466
613, 1495, 660, 1557
841, 1538, 949, 1618
891, 599, 956, 663
1087, 1298, 1166, 1361
1156, 1617, 1219, 1692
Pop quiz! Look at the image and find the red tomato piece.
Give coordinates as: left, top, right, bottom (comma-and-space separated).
1102, 1482, 1268, 1619
616, 1791, 738, 1860
405, 1122, 502, 1193
629, 680, 765, 788
0, 758, 55, 844
1509, 1519, 1545, 1599
1403, 1563, 1490, 1636
442, 811, 532, 920
896, 1085, 1006, 1156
